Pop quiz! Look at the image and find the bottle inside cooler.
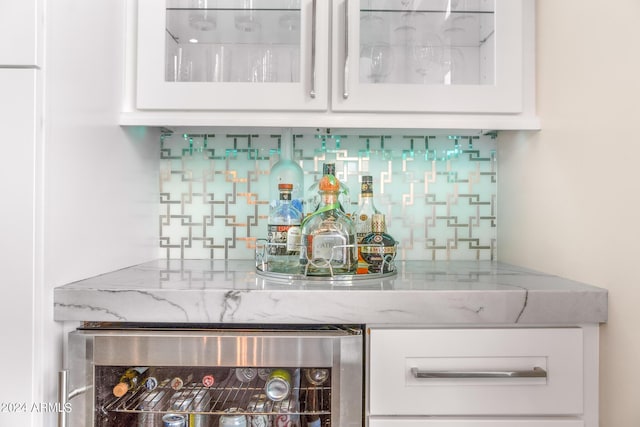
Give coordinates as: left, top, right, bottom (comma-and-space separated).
95, 365, 332, 427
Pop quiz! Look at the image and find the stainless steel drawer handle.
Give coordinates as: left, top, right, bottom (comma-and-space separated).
411, 366, 547, 379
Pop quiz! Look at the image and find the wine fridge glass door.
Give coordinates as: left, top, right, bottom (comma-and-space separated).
63, 327, 362, 427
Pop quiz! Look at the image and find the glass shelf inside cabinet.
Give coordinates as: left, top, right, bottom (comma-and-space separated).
165, 0, 301, 83
359, 0, 495, 86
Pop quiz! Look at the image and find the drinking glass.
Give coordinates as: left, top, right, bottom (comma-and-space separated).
363, 43, 394, 83
279, 0, 300, 32
235, 0, 261, 32
360, 0, 385, 43
176, 44, 208, 82
206, 45, 231, 82
189, 0, 217, 31
241, 46, 278, 82
393, 0, 423, 40
412, 32, 444, 83
260, 48, 278, 82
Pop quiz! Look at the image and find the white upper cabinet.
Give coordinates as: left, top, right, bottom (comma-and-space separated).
0, 0, 41, 66
130, 0, 537, 129
136, 0, 330, 111
333, 0, 523, 113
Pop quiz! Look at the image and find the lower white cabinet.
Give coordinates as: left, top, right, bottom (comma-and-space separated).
368, 327, 596, 426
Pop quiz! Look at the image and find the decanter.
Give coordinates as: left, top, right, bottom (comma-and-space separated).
300, 174, 357, 276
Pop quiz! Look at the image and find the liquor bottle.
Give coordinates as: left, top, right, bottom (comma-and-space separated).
360, 213, 397, 273
112, 367, 148, 397
300, 174, 357, 276
352, 175, 381, 273
235, 367, 258, 383
144, 376, 158, 391
269, 128, 304, 213
305, 385, 322, 427
170, 372, 194, 391
267, 183, 302, 273
304, 163, 352, 217
201, 373, 215, 387
304, 368, 329, 386
258, 368, 272, 381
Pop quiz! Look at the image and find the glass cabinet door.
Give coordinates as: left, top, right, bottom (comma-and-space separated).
136, 0, 329, 110
332, 0, 524, 113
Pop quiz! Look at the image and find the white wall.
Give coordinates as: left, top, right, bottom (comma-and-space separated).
498, 1, 640, 425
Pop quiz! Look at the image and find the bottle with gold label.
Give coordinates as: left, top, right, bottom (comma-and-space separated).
360, 213, 397, 274
300, 173, 357, 276
352, 175, 381, 273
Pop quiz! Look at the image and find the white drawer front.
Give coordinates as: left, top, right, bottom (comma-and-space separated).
369, 419, 584, 427
369, 328, 583, 416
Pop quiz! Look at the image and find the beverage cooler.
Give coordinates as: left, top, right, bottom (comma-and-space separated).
60, 325, 363, 427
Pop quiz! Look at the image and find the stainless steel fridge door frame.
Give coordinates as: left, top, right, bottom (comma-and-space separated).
65, 327, 363, 427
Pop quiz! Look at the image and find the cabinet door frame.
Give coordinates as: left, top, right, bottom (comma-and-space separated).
331, 0, 524, 113
136, 0, 330, 111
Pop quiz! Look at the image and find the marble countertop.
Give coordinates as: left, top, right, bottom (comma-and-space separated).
53, 260, 607, 325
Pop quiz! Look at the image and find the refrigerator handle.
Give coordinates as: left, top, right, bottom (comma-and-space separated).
58, 370, 68, 427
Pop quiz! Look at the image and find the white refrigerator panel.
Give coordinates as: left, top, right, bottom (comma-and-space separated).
0, 0, 40, 66
0, 69, 37, 424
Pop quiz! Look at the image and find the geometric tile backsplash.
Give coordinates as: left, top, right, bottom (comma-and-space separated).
159, 130, 497, 261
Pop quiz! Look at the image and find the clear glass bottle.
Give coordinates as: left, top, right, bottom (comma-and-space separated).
301, 174, 357, 276
304, 163, 352, 216
201, 373, 215, 388
112, 367, 148, 397
352, 175, 381, 273
360, 213, 397, 274
143, 375, 158, 391
170, 372, 194, 391
305, 384, 322, 427
269, 128, 304, 213
267, 183, 302, 273
235, 367, 258, 383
